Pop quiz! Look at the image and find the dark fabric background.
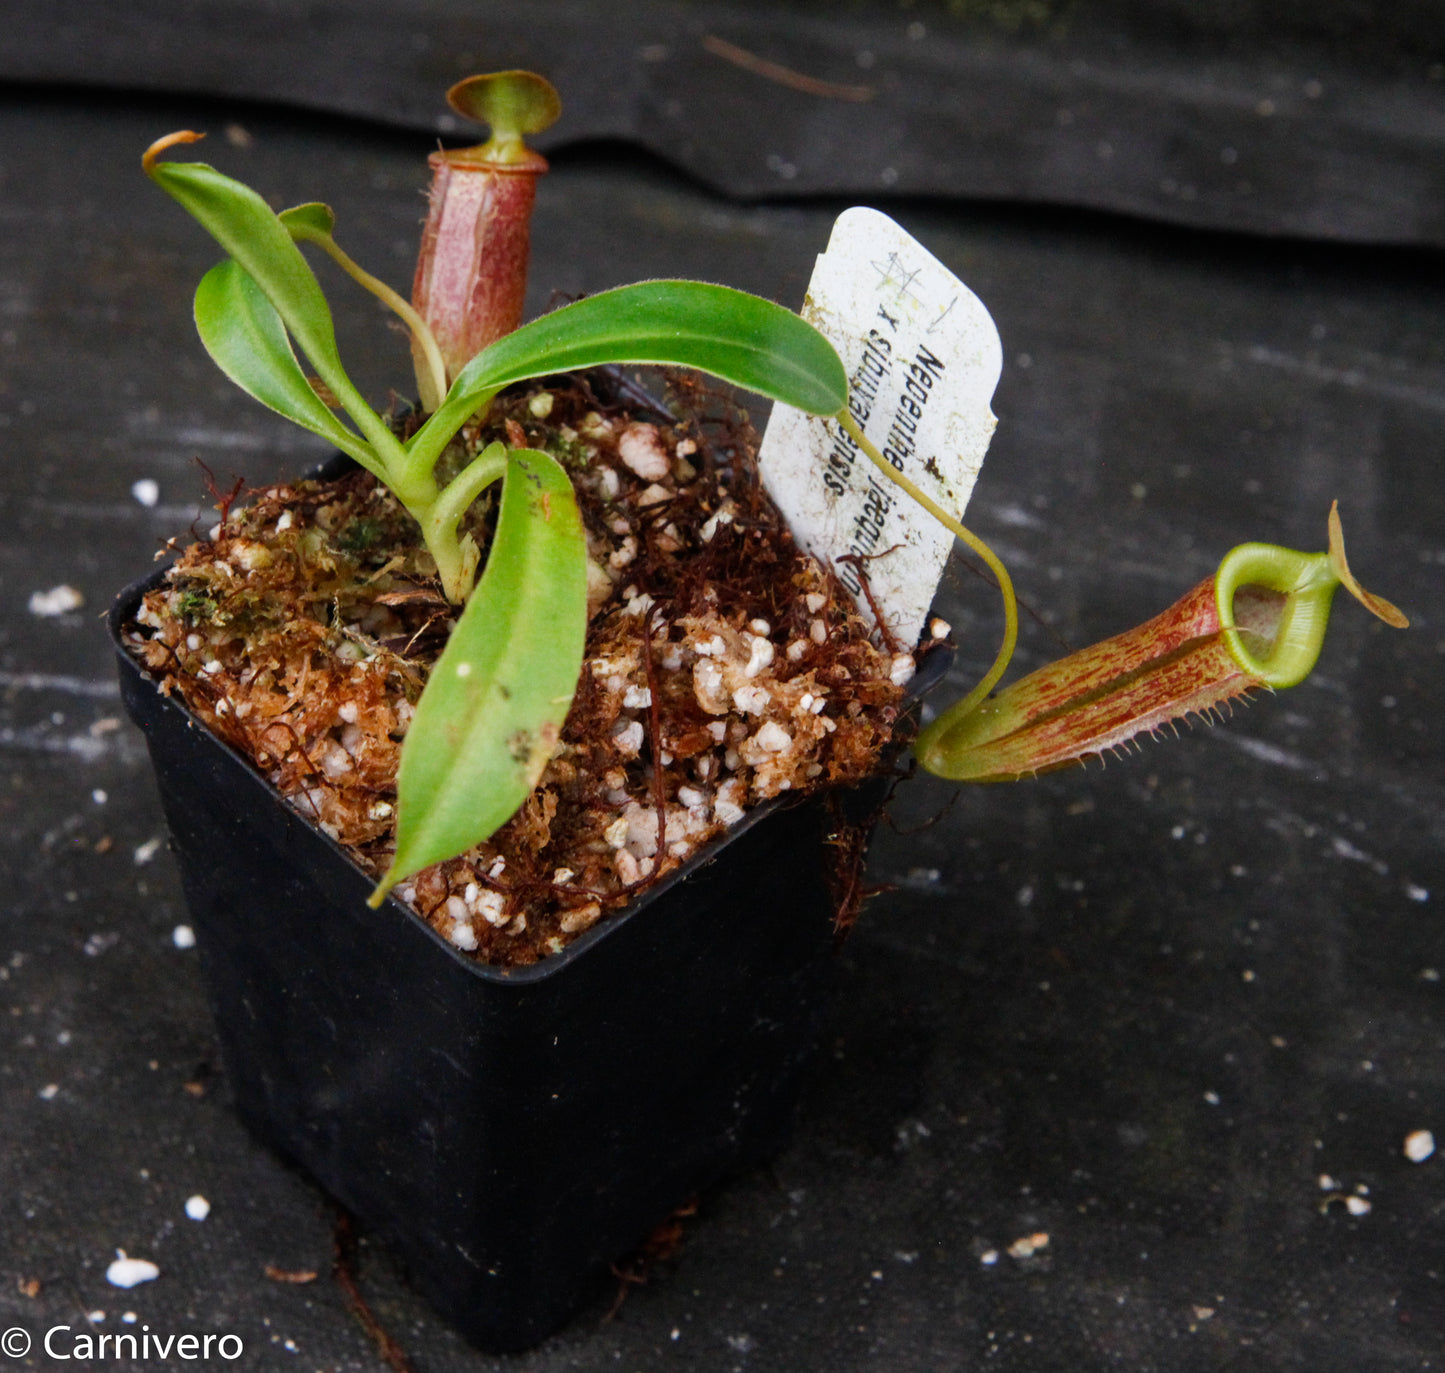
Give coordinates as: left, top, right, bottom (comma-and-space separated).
1, 5, 1441, 1369
3, 0, 1443, 242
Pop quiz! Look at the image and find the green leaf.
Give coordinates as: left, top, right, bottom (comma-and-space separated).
405, 280, 849, 480
277, 201, 337, 241
372, 448, 589, 903
147, 155, 407, 475
193, 260, 383, 477
150, 159, 346, 383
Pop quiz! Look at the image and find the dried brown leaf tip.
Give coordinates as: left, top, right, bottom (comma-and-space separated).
142, 129, 204, 174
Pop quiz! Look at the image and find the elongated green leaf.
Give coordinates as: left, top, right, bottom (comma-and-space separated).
151, 160, 345, 381
148, 156, 407, 474
372, 448, 588, 902
406, 280, 848, 479
193, 260, 382, 476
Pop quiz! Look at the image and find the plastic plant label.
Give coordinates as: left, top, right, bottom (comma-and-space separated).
758, 207, 1002, 647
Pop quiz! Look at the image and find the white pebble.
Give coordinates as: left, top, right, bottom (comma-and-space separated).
1345, 1195, 1372, 1216
713, 780, 747, 827
133, 838, 162, 866
929, 617, 951, 639
699, 506, 734, 542
743, 635, 775, 679
184, 1195, 211, 1221
753, 721, 792, 753
621, 684, 653, 709
804, 593, 826, 613
475, 888, 508, 927
890, 653, 916, 686
1006, 1232, 1050, 1259
579, 411, 613, 438
618, 423, 672, 481
559, 902, 602, 934
172, 925, 196, 950
604, 815, 631, 849
29, 584, 84, 617
38, 1083, 58, 1100
1404, 1129, 1436, 1162
612, 719, 645, 756
732, 685, 770, 715
608, 534, 637, 570
106, 1252, 160, 1288
131, 478, 160, 506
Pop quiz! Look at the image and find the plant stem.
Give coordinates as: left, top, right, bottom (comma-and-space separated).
425, 442, 510, 602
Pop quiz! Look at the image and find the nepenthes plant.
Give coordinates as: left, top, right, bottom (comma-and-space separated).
142, 70, 1408, 908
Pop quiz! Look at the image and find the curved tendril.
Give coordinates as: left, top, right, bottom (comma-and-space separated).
835, 409, 1018, 714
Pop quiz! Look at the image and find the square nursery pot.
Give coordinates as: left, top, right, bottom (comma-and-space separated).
110, 549, 946, 1351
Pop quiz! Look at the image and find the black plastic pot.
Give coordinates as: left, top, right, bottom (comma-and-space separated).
110, 563, 942, 1351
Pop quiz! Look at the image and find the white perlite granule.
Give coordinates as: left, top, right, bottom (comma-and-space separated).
29, 584, 84, 616
1404, 1129, 1436, 1163
106, 1252, 160, 1288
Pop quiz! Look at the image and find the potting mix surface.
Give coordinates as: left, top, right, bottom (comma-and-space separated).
124, 380, 912, 965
